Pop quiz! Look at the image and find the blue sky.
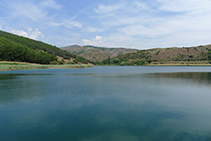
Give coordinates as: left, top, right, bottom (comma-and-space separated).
0, 0, 211, 49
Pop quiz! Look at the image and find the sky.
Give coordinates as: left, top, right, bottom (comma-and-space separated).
0, 0, 211, 49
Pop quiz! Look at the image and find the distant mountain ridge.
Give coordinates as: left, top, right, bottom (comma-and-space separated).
61, 45, 138, 62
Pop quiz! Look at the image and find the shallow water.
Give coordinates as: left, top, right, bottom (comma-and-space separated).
0, 66, 211, 141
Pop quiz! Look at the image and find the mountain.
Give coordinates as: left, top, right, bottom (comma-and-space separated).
0, 30, 92, 64
105, 45, 211, 65
61, 45, 138, 62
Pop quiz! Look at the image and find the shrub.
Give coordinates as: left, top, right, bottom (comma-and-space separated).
50, 61, 64, 65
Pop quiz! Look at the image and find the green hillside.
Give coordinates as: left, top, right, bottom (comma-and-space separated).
101, 45, 211, 65
0, 36, 56, 64
0, 30, 92, 64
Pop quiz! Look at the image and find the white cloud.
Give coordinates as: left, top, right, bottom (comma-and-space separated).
11, 29, 29, 37
95, 3, 126, 14
29, 28, 45, 39
10, 28, 44, 40
82, 39, 93, 45
132, 1, 149, 10
66, 21, 82, 28
106, 34, 135, 47
7, 1, 48, 23
50, 20, 82, 29
28, 27, 32, 32
40, 0, 62, 9
45, 32, 81, 47
95, 36, 102, 40
93, 2, 152, 28
2, 0, 211, 49
91, 0, 211, 48
82, 35, 134, 48
2, 0, 79, 28
85, 27, 104, 33
82, 36, 105, 46
119, 25, 155, 37
158, 0, 211, 13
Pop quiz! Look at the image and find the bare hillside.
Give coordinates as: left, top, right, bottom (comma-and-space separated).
61, 45, 137, 62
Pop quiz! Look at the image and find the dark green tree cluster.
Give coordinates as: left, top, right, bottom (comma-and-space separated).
96, 56, 148, 66
175, 50, 211, 61
208, 49, 211, 60
73, 56, 92, 64
96, 51, 151, 66
0, 37, 57, 64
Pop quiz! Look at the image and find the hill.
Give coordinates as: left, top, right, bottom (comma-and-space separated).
0, 30, 92, 64
103, 45, 211, 65
61, 45, 137, 62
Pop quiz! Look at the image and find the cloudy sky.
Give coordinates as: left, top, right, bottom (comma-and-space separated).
0, 0, 211, 49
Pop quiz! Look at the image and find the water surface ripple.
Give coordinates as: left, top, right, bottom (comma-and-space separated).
0, 66, 211, 141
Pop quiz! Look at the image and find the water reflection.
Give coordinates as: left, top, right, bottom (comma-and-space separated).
0, 74, 22, 80
149, 72, 211, 86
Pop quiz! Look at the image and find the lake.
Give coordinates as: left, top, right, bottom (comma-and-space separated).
0, 66, 211, 141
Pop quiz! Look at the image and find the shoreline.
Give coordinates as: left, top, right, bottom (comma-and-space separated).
94, 63, 211, 67
147, 64, 211, 66
0, 62, 94, 71
1, 61, 211, 71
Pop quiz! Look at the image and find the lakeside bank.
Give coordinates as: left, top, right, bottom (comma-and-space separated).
0, 61, 93, 71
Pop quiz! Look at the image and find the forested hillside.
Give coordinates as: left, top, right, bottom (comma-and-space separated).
0, 37, 56, 64
0, 30, 92, 64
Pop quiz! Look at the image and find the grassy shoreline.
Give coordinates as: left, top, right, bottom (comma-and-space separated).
0, 61, 93, 71
1, 61, 210, 71
147, 63, 211, 66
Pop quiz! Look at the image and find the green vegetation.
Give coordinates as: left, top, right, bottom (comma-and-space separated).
0, 30, 75, 59
0, 62, 93, 71
155, 50, 160, 55
208, 49, 211, 60
0, 30, 93, 64
0, 36, 57, 64
0, 63, 25, 65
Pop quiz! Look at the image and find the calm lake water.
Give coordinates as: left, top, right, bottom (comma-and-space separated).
0, 66, 211, 141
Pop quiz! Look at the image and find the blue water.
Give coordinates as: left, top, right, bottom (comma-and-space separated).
0, 66, 211, 141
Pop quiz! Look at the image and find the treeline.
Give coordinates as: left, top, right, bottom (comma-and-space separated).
95, 51, 150, 65
0, 37, 57, 64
